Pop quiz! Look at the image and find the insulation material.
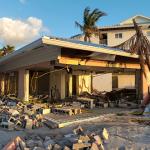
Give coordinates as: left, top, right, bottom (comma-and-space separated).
93, 73, 112, 92
78, 75, 91, 94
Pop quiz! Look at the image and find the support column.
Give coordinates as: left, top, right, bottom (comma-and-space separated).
135, 70, 143, 101
60, 71, 66, 99
0, 74, 5, 95
68, 74, 72, 97
18, 69, 29, 101
142, 66, 150, 99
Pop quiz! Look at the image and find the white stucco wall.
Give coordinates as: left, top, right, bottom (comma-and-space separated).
107, 30, 135, 47
117, 75, 135, 89
107, 28, 150, 47
72, 28, 150, 47
93, 73, 112, 92
49, 70, 66, 99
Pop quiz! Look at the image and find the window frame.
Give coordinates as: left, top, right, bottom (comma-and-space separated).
115, 33, 123, 39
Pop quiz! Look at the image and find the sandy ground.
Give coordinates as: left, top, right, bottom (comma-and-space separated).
0, 112, 150, 149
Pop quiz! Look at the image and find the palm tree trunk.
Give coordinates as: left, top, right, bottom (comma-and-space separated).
84, 35, 87, 42
88, 37, 91, 42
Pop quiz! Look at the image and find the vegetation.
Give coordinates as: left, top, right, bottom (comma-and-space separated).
75, 7, 106, 42
0, 45, 15, 57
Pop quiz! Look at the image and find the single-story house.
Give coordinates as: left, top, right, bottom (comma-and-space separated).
0, 36, 148, 102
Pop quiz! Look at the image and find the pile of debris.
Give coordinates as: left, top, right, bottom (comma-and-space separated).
77, 88, 138, 109
0, 96, 45, 130
2, 126, 109, 150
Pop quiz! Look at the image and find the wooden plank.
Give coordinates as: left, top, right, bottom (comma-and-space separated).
58, 56, 141, 69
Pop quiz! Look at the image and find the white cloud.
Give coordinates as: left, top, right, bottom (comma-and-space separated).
0, 17, 49, 47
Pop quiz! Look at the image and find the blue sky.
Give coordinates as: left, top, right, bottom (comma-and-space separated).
0, 0, 149, 46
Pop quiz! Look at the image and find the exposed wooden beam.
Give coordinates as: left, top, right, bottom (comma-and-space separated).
58, 56, 141, 69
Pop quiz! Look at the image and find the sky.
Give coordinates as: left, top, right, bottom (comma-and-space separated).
0, 0, 149, 47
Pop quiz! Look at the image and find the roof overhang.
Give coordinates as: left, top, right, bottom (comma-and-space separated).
0, 36, 139, 66
42, 36, 138, 58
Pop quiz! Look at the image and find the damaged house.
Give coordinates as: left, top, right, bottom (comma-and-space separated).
0, 36, 148, 104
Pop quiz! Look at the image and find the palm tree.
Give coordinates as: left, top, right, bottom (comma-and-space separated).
75, 7, 106, 42
0, 45, 15, 56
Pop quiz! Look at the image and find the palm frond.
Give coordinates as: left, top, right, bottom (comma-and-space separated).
75, 21, 84, 32
88, 9, 106, 26
75, 7, 106, 42
83, 7, 90, 24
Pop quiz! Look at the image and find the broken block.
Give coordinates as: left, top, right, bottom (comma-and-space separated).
78, 135, 90, 143
94, 135, 102, 145
91, 143, 99, 150
38, 108, 51, 114
72, 143, 91, 150
102, 128, 109, 140
8, 109, 19, 116
25, 119, 33, 129
73, 126, 84, 135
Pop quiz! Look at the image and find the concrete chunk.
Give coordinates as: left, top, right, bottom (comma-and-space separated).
102, 128, 109, 140
94, 135, 103, 145
78, 135, 90, 143
72, 143, 91, 150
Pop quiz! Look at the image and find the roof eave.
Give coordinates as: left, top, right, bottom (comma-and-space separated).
42, 36, 139, 59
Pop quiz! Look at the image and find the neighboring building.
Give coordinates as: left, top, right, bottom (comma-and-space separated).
72, 15, 150, 47
72, 15, 150, 90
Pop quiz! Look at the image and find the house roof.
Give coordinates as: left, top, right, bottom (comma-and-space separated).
0, 36, 138, 65
120, 15, 150, 25
99, 15, 150, 30
41, 36, 138, 58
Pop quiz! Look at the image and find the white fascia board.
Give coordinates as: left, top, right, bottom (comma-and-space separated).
0, 38, 43, 64
42, 36, 139, 58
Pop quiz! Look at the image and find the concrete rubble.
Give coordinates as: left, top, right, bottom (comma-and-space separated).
0, 96, 45, 130
2, 126, 110, 150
